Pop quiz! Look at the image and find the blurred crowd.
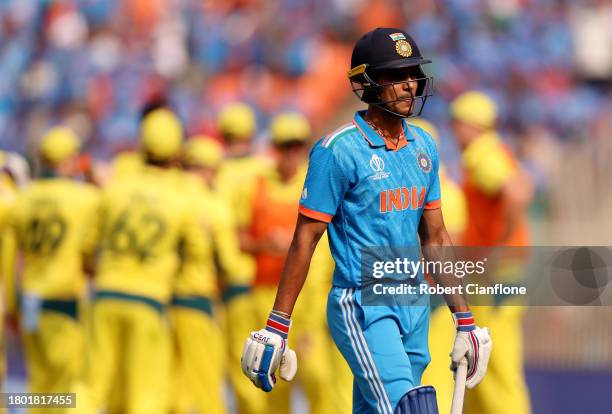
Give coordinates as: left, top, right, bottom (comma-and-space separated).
1, 0, 611, 165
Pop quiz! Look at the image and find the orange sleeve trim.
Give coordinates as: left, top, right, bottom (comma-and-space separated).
298, 205, 333, 223
424, 199, 441, 210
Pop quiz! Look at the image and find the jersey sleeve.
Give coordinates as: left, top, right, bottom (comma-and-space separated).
298, 143, 351, 223
425, 139, 441, 210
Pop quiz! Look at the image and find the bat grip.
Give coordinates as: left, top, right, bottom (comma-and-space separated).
450, 357, 468, 414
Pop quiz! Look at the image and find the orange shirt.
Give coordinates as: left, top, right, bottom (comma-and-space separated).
248, 167, 306, 285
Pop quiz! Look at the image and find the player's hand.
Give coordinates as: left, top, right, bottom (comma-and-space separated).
241, 312, 297, 392
450, 311, 492, 389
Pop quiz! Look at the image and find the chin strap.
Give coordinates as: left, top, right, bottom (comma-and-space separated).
373, 102, 410, 118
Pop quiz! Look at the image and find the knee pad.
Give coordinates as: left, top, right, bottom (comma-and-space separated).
395, 385, 439, 414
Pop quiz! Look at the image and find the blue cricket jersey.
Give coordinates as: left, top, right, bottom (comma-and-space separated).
299, 110, 441, 288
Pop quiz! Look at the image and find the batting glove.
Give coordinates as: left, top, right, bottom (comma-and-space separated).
450, 311, 492, 389
241, 312, 298, 392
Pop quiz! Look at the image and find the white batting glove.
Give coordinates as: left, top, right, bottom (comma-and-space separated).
241, 312, 297, 392
450, 311, 492, 389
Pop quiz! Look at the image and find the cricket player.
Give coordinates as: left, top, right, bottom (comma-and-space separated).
241, 28, 493, 413
450, 91, 532, 414
217, 103, 276, 414
82, 109, 206, 414
7, 127, 99, 413
111, 100, 172, 180
169, 136, 245, 414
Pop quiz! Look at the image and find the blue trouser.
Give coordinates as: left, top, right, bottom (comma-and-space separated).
327, 287, 431, 414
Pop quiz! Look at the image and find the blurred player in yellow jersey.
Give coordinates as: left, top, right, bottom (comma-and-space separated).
82, 109, 206, 414
233, 112, 351, 414
410, 118, 468, 414
0, 152, 26, 414
215, 103, 271, 281
168, 136, 245, 414
110, 99, 172, 180
450, 91, 532, 414
216, 103, 272, 414
7, 127, 99, 413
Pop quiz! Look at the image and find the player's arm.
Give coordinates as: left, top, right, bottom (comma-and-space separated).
240, 213, 325, 392
271, 214, 327, 316
418, 207, 469, 312
498, 167, 533, 244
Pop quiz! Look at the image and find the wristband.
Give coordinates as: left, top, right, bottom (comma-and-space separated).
266, 311, 292, 339
453, 311, 476, 332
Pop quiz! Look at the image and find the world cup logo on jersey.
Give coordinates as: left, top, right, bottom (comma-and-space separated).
416, 152, 432, 173
369, 154, 390, 180
370, 154, 384, 172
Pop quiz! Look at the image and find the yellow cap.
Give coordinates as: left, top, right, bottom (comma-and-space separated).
269, 111, 311, 145
140, 109, 183, 160
218, 103, 256, 141
450, 91, 497, 129
409, 117, 440, 147
183, 136, 224, 169
39, 127, 80, 164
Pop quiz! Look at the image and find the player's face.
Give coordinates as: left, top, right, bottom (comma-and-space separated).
376, 67, 421, 115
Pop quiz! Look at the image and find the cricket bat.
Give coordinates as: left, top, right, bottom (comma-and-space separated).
450, 357, 468, 414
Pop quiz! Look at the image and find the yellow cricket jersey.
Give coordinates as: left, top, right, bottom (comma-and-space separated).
95, 166, 205, 303
462, 132, 516, 196
216, 155, 272, 228
207, 190, 246, 287
173, 174, 244, 297
9, 178, 99, 299
172, 174, 216, 298
439, 166, 467, 238
111, 151, 143, 178
0, 173, 18, 314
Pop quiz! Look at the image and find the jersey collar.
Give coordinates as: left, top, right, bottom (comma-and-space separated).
352, 110, 415, 151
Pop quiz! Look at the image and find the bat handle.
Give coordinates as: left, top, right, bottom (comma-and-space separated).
450, 357, 468, 414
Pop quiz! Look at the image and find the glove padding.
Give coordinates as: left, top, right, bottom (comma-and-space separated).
450, 326, 492, 389
241, 329, 297, 392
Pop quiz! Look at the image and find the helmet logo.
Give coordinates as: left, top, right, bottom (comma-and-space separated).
389, 33, 406, 41
395, 40, 412, 57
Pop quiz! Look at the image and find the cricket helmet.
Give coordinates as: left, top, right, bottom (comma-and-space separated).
39, 126, 80, 164
450, 91, 497, 129
140, 108, 183, 161
348, 28, 433, 118
183, 136, 224, 169
218, 103, 256, 142
269, 112, 311, 146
